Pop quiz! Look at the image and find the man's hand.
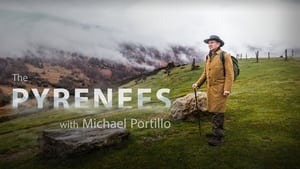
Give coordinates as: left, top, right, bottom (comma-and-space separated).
192, 83, 198, 89
223, 91, 230, 96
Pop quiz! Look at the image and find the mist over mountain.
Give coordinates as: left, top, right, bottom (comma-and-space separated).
119, 43, 203, 69
0, 0, 299, 61
0, 43, 202, 97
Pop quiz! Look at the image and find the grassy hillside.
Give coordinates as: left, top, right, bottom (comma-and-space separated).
0, 58, 299, 169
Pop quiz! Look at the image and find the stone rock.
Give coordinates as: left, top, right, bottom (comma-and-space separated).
39, 126, 129, 157
170, 92, 207, 120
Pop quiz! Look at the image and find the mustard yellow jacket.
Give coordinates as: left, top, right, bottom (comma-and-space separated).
195, 49, 234, 112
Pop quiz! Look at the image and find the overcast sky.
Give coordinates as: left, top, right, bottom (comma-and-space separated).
0, 0, 299, 59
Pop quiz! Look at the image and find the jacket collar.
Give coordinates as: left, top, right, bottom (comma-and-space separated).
209, 48, 222, 57
216, 49, 222, 55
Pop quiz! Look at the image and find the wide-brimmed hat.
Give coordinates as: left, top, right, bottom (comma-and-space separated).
204, 35, 224, 47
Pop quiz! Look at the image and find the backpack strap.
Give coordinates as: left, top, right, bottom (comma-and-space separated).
220, 51, 226, 77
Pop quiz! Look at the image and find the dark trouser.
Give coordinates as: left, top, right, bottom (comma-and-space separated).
206, 112, 224, 146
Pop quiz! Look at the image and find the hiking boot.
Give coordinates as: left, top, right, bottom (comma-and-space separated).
205, 130, 224, 138
208, 135, 224, 146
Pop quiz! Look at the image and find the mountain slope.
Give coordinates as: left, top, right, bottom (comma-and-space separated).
0, 58, 300, 169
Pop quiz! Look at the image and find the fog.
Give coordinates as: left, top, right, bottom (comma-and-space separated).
0, 0, 299, 60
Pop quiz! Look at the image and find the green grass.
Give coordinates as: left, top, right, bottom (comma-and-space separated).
0, 58, 300, 169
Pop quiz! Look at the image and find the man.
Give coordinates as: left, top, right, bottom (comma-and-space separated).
192, 35, 234, 146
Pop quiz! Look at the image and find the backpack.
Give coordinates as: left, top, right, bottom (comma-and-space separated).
220, 51, 239, 81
